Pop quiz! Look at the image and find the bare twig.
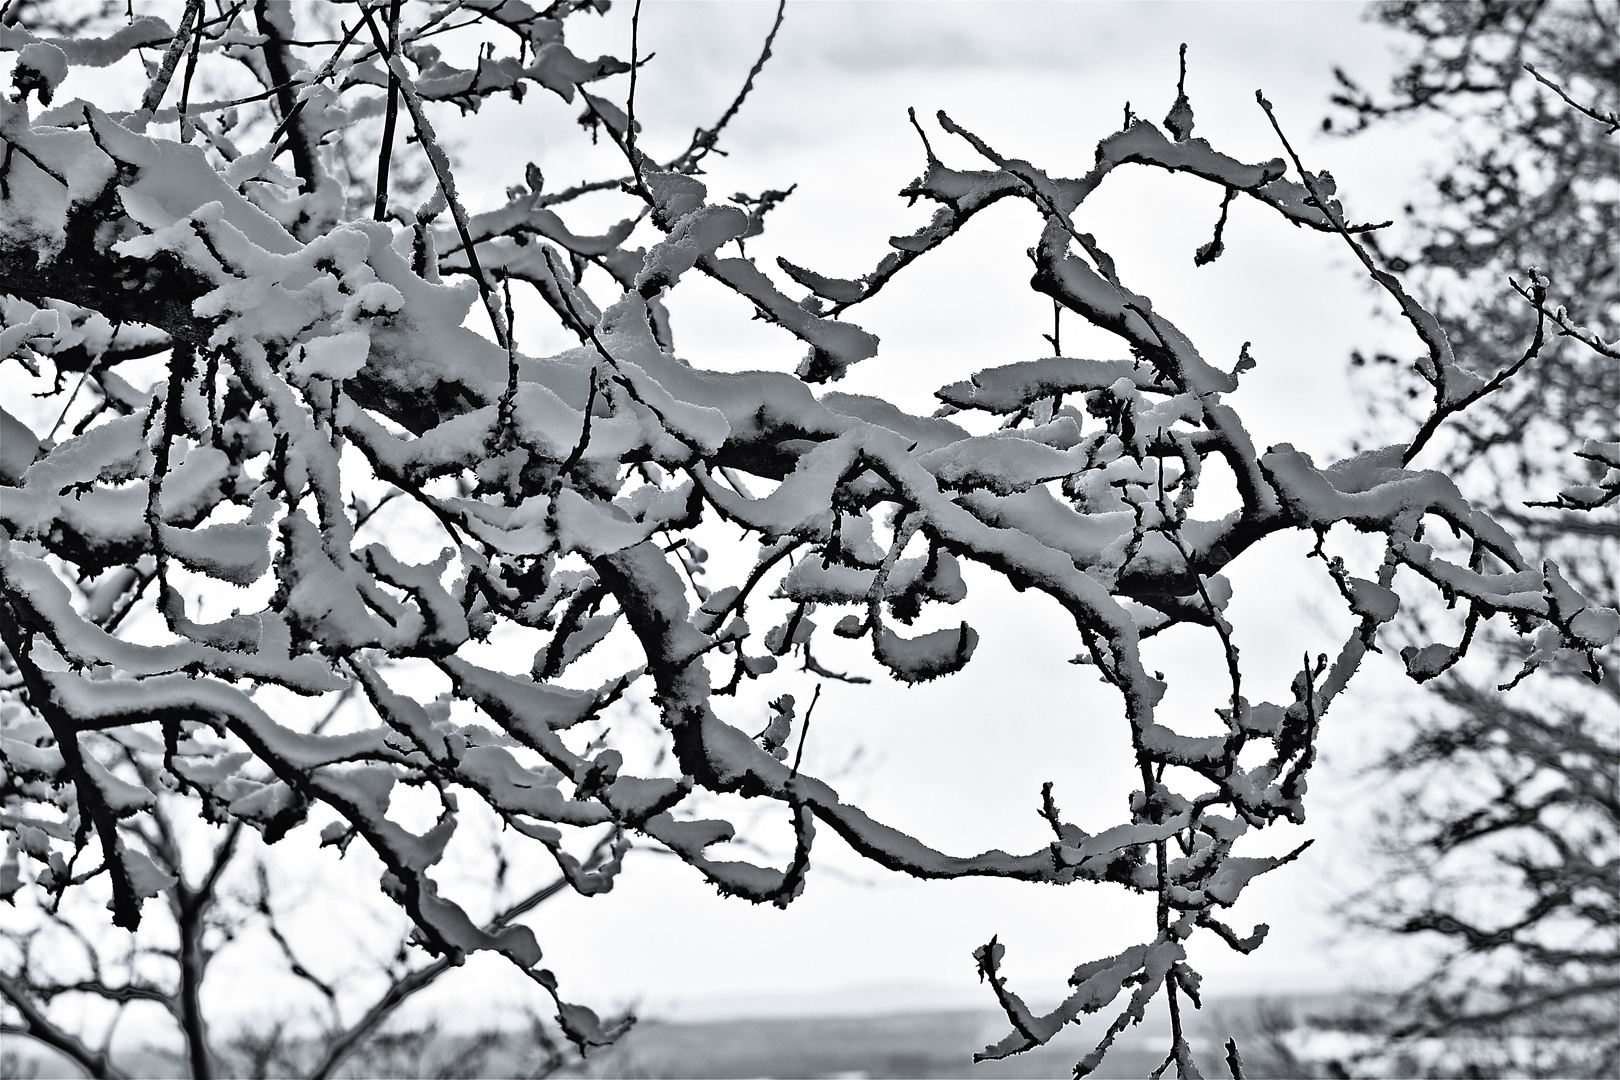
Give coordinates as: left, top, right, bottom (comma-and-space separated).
557, 367, 600, 478
1405, 274, 1549, 462
175, 1, 205, 142
1509, 274, 1620, 359
1524, 62, 1620, 132
359, 5, 510, 351
1256, 91, 1503, 466
308, 842, 606, 1080
1225, 1036, 1247, 1079
135, 0, 203, 121
667, 0, 786, 173
789, 683, 821, 779
373, 0, 403, 220
626, 0, 644, 179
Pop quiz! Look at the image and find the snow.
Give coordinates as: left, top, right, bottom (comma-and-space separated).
0, 406, 42, 483
645, 815, 735, 859
79, 755, 156, 815
278, 510, 382, 653
602, 774, 689, 822
462, 744, 609, 825
2, 539, 340, 693
93, 109, 298, 256
956, 487, 1132, 574
169, 749, 253, 788
552, 487, 665, 557
872, 623, 979, 684
292, 330, 372, 382
1570, 606, 1620, 649
17, 411, 148, 490
937, 357, 1155, 413
224, 779, 302, 827
16, 42, 68, 93
0, 17, 171, 68
0, 305, 58, 366
705, 256, 881, 381
114, 843, 178, 900
440, 657, 601, 757
1340, 574, 1397, 622
978, 942, 1152, 1059
917, 430, 1090, 496
159, 522, 272, 586
0, 731, 65, 779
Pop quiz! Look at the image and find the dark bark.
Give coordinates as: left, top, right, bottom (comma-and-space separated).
253, 1, 319, 196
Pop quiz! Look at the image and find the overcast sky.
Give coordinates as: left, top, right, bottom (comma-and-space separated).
20, 0, 1464, 1039
373, 0, 1446, 1026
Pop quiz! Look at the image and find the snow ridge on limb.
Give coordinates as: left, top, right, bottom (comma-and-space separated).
0, 12, 1611, 1078
0, 17, 174, 70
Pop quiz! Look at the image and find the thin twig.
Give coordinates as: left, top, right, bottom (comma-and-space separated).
0, 135, 68, 187
541, 246, 616, 369
557, 367, 599, 477
668, 0, 785, 173
266, 8, 370, 149
497, 272, 520, 450
1164, 522, 1241, 725
308, 838, 610, 1080
373, 0, 402, 221
789, 683, 821, 779
1524, 62, 1620, 132
1405, 276, 1549, 462
1256, 91, 1485, 465
1509, 274, 1620, 359
626, 0, 644, 179
359, 5, 510, 351
1225, 1037, 1246, 1079
935, 110, 1121, 286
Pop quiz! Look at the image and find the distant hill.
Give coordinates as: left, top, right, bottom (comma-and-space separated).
558, 993, 1367, 1079
0, 992, 1367, 1079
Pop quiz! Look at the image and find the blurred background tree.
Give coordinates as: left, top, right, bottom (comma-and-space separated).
1332, 2, 1618, 1075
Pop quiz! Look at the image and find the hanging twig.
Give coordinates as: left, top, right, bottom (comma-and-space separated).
556, 367, 600, 478
789, 683, 821, 779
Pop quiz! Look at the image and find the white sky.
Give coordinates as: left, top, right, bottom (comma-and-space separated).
11, 0, 1470, 1044
394, 0, 1447, 1026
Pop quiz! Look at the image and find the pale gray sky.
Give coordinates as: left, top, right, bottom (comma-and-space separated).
406, 0, 1444, 1025
17, 0, 1460, 1042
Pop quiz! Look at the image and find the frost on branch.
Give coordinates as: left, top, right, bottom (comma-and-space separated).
0, 6, 1613, 1076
